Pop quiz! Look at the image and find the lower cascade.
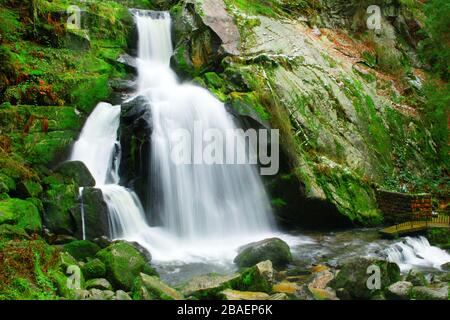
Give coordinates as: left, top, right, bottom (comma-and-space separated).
385, 236, 450, 272
70, 10, 279, 262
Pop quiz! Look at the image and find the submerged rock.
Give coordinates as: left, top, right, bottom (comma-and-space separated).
234, 238, 292, 268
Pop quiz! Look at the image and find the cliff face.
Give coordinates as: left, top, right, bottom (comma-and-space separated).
168, 0, 446, 227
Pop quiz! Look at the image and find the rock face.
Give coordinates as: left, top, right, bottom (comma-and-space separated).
169, 0, 440, 228
118, 96, 153, 215
331, 258, 400, 300
234, 238, 292, 268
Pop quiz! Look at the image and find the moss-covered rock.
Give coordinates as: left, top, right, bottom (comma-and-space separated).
133, 273, 184, 300
76, 187, 110, 240
55, 161, 96, 187
234, 238, 292, 268
96, 241, 149, 291
42, 175, 78, 236
63, 240, 101, 262
81, 258, 107, 280
0, 198, 42, 233
331, 257, 401, 300
232, 260, 274, 293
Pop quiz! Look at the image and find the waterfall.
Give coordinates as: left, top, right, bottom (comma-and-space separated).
70, 10, 278, 263
385, 236, 450, 272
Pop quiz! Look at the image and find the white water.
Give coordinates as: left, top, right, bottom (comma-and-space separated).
70, 10, 281, 263
385, 236, 450, 272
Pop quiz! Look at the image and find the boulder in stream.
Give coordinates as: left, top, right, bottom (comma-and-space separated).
234, 238, 292, 268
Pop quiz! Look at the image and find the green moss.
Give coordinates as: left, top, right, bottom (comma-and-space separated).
96, 241, 148, 291
81, 258, 107, 280
63, 240, 101, 262
0, 198, 42, 233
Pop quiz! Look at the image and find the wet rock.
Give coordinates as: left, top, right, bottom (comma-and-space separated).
405, 269, 429, 286
114, 290, 132, 300
268, 293, 289, 300
117, 54, 138, 73
180, 273, 241, 299
441, 262, 450, 271
386, 281, 413, 300
133, 273, 184, 300
96, 241, 150, 291
85, 278, 113, 291
55, 161, 95, 187
233, 260, 274, 293
272, 281, 299, 295
234, 238, 292, 268
220, 289, 269, 300
410, 283, 449, 300
75, 187, 110, 240
330, 257, 400, 300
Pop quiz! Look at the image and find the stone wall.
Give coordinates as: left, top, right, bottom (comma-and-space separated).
375, 190, 432, 224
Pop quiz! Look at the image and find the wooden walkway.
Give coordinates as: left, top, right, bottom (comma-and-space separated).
380, 215, 450, 237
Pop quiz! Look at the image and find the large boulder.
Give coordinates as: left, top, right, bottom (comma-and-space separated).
133, 273, 184, 300
96, 241, 152, 291
234, 238, 293, 268
55, 161, 95, 187
331, 258, 401, 300
0, 198, 42, 233
180, 273, 241, 300
63, 240, 101, 262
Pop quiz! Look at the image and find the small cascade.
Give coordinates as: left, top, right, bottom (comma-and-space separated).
385, 236, 450, 272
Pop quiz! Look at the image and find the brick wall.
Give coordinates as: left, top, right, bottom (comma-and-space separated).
375, 190, 432, 224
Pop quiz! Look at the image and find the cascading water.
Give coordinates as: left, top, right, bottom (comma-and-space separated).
385, 236, 450, 272
71, 10, 281, 263
133, 11, 275, 240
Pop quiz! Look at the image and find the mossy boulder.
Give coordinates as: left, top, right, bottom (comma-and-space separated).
232, 260, 274, 293
0, 224, 30, 240
234, 238, 293, 268
63, 240, 101, 262
133, 273, 184, 300
409, 283, 449, 300
56, 161, 95, 187
331, 258, 401, 300
179, 273, 241, 300
0, 198, 42, 233
81, 258, 107, 280
96, 241, 150, 291
42, 176, 78, 236
405, 269, 429, 286
14, 180, 43, 199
